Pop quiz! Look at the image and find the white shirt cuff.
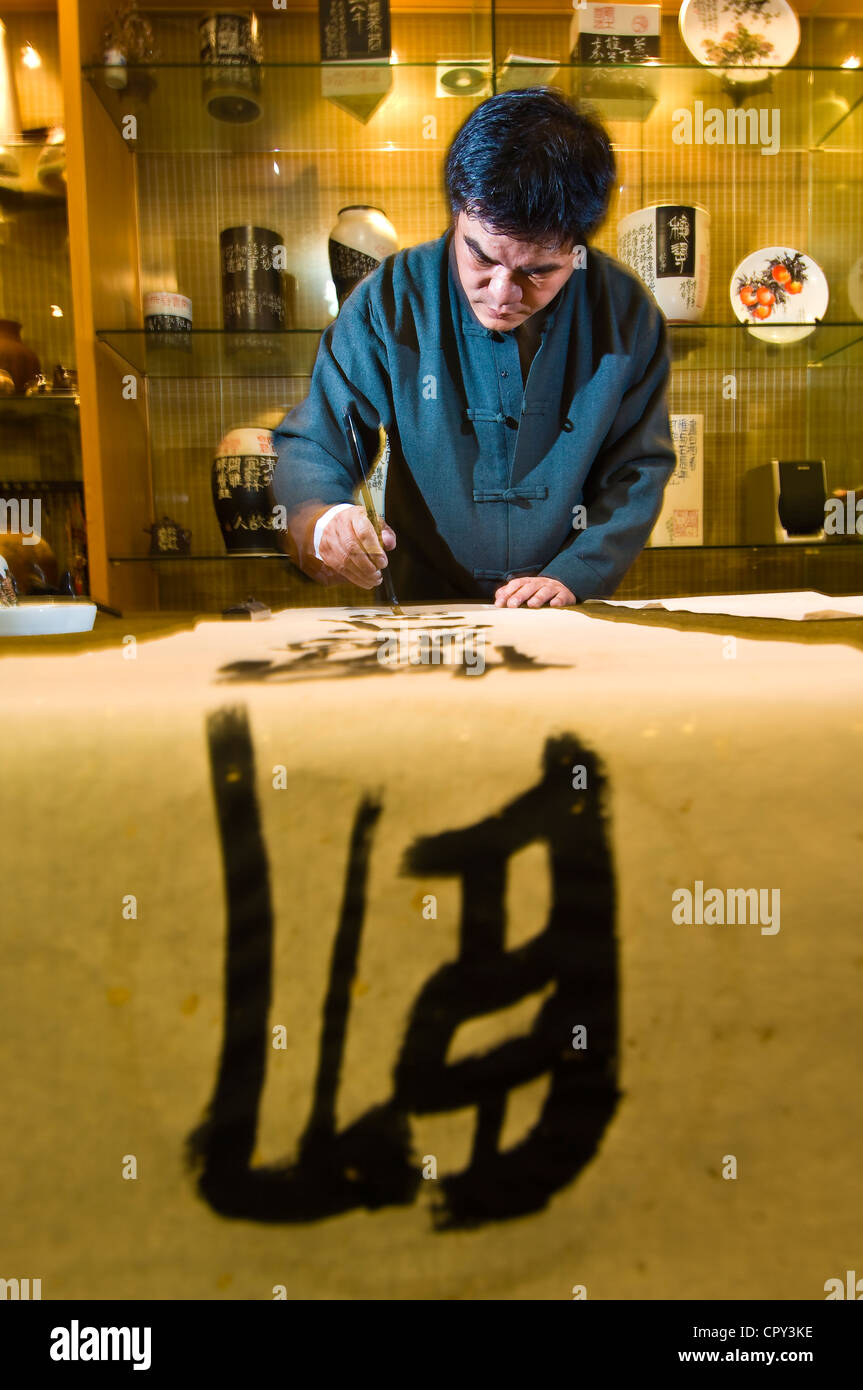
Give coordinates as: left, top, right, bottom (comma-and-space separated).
313, 503, 354, 560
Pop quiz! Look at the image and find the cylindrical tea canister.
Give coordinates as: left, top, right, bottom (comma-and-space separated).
220, 226, 286, 331
199, 11, 262, 123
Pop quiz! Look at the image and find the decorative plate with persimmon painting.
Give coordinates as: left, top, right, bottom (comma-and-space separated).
730, 247, 829, 343
679, 0, 801, 85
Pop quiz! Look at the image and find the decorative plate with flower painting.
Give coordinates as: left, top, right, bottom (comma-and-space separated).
679, 0, 801, 84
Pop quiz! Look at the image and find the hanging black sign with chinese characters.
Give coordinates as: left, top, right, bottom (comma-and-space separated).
319, 0, 391, 62
573, 4, 661, 64
656, 206, 696, 280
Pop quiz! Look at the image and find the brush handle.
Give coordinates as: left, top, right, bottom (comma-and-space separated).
343, 405, 401, 608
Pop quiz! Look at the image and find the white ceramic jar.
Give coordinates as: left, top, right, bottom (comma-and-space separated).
617, 203, 710, 323
143, 292, 193, 331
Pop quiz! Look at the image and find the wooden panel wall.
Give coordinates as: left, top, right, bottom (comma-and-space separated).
60, 0, 155, 608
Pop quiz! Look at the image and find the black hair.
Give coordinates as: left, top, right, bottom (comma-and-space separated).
444, 88, 616, 247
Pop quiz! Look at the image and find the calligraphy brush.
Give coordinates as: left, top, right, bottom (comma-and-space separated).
343, 403, 403, 616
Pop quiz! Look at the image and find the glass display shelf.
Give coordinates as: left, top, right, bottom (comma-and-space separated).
95, 323, 863, 378
108, 541, 863, 563
0, 478, 83, 493
96, 328, 323, 377
0, 394, 80, 420
81, 62, 863, 156
671, 324, 863, 370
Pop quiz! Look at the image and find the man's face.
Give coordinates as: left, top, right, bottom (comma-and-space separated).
452, 210, 577, 332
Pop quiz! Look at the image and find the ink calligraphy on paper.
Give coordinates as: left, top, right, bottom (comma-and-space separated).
188, 707, 619, 1229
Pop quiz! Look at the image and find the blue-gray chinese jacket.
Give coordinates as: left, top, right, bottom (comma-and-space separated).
272, 230, 676, 601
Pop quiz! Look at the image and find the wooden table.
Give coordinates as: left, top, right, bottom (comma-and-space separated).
1, 597, 861, 1299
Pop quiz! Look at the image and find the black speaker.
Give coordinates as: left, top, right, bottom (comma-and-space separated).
744, 460, 827, 543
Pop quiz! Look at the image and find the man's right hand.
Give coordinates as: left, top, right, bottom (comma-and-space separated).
317, 504, 397, 589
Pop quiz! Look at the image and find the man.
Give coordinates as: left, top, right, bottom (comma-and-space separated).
272, 89, 676, 608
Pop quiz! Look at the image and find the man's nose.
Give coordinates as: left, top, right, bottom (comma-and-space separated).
488, 268, 523, 307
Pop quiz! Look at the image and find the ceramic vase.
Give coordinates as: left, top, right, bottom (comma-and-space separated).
212, 427, 281, 553
0, 319, 41, 392
617, 203, 710, 323
328, 206, 398, 308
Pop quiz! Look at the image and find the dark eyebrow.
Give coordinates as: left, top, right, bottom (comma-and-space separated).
464, 235, 495, 264
464, 234, 565, 276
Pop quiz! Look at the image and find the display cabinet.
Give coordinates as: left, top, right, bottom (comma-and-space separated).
0, 3, 87, 598
63, 0, 863, 611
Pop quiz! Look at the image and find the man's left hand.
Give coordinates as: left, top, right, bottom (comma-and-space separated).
494, 576, 576, 608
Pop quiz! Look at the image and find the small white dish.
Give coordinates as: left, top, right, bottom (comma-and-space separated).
0, 600, 97, 636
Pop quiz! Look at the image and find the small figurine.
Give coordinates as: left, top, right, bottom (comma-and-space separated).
0, 555, 17, 607
99, 1, 159, 91
25, 373, 51, 396
143, 514, 192, 555
99, 0, 158, 62
52, 364, 78, 392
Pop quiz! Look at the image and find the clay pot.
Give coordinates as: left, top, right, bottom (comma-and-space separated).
0, 319, 40, 392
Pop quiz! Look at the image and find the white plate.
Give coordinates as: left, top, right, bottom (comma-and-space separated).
0, 600, 97, 636
679, 0, 801, 85
730, 246, 828, 344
